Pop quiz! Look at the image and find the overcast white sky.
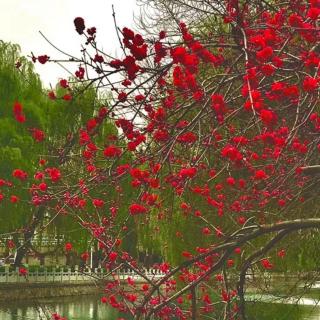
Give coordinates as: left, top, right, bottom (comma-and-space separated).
0, 0, 138, 87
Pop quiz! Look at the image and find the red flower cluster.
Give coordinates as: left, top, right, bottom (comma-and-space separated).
12, 169, 28, 180
30, 128, 45, 142
52, 313, 67, 320
63, 94, 72, 101
254, 170, 268, 180
109, 29, 148, 82
118, 92, 127, 102
10, 195, 19, 203
46, 167, 61, 182
122, 27, 148, 61
81, 252, 89, 261
153, 129, 169, 142
303, 76, 318, 92
310, 112, 320, 131
129, 203, 148, 215
179, 167, 197, 179
92, 198, 104, 208
37, 55, 50, 64
154, 37, 167, 63
260, 109, 277, 126
221, 145, 243, 162
60, 79, 69, 88
109, 251, 118, 262
19, 267, 28, 276
13, 102, 26, 123
74, 17, 85, 35
75, 66, 85, 79
65, 242, 72, 251
93, 54, 104, 63
256, 46, 273, 62
261, 258, 273, 269
177, 131, 197, 144
103, 145, 122, 158
211, 94, 227, 122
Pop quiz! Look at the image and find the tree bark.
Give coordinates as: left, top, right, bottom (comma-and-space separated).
14, 206, 45, 267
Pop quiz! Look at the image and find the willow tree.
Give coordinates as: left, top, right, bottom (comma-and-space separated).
0, 41, 129, 266
0, 41, 46, 243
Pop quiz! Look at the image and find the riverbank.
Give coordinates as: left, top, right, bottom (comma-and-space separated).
0, 282, 101, 301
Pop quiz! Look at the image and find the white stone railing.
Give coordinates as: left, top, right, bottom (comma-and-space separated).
0, 266, 165, 284
0, 235, 65, 247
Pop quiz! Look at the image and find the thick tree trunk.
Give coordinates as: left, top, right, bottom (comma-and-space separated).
14, 206, 45, 267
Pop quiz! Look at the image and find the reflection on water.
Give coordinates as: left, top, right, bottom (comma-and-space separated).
0, 295, 125, 320
246, 292, 320, 319
1, 294, 320, 320
247, 302, 320, 320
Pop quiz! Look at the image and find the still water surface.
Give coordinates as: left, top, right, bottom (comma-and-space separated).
0, 295, 123, 320
1, 294, 320, 319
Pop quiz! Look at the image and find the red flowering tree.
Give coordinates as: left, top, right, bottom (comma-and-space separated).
2, 0, 320, 319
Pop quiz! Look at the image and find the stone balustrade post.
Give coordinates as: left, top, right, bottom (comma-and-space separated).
75, 265, 78, 281
5, 266, 9, 282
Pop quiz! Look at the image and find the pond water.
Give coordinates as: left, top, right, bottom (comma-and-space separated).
1, 294, 320, 319
0, 295, 124, 320
247, 301, 320, 320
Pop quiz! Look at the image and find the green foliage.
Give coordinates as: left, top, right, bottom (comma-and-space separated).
0, 41, 123, 253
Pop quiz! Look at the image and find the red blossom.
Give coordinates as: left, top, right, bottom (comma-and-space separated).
227, 259, 234, 268
308, 7, 320, 20
65, 242, 72, 251
10, 195, 19, 203
92, 198, 104, 208
31, 128, 45, 142
226, 177, 236, 186
109, 251, 118, 262
19, 267, 28, 276
81, 252, 89, 261
103, 145, 122, 158
13, 102, 23, 114
75, 67, 85, 79
179, 167, 197, 179
60, 79, 69, 88
46, 168, 61, 182
153, 129, 169, 142
261, 258, 273, 269
13, 102, 26, 123
12, 169, 28, 180
37, 55, 49, 64
7, 240, 15, 249
256, 46, 273, 61
302, 76, 318, 92
221, 145, 243, 161
277, 249, 286, 258
122, 27, 135, 40
118, 92, 127, 102
260, 109, 277, 126
14, 113, 26, 123
74, 17, 85, 34
93, 54, 104, 63
48, 91, 56, 99
129, 203, 148, 215
63, 94, 72, 101
254, 170, 268, 180
101, 296, 108, 304
177, 132, 197, 144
